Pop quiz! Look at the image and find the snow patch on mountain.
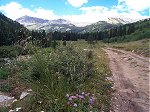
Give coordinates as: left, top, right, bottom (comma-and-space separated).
16, 15, 49, 26
16, 15, 137, 32
107, 17, 136, 25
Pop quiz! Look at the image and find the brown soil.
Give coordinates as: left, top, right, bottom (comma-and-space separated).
103, 48, 149, 112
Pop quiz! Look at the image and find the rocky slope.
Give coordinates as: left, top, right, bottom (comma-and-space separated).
16, 16, 135, 32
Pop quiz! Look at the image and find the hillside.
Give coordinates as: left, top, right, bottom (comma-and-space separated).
2, 13, 149, 44
102, 18, 150, 43
108, 39, 150, 57
0, 13, 149, 112
0, 13, 29, 46
81, 21, 118, 33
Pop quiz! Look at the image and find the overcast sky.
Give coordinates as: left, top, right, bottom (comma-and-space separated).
0, 0, 150, 23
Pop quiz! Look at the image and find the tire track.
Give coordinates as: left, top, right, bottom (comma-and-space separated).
103, 48, 149, 112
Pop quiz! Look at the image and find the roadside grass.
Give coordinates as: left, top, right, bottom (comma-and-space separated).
0, 84, 12, 92
104, 28, 150, 43
0, 107, 9, 112
71, 41, 112, 111
0, 68, 9, 80
3, 40, 112, 112
108, 39, 150, 57
0, 45, 23, 59
93, 43, 112, 111
10, 43, 96, 111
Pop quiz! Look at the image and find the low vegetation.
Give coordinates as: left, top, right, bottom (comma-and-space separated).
1, 13, 149, 112
0, 45, 23, 58
109, 39, 150, 57
0, 107, 9, 112
104, 28, 150, 43
0, 41, 112, 112
0, 68, 9, 80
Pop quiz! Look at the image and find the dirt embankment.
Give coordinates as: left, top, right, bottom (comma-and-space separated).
103, 48, 149, 112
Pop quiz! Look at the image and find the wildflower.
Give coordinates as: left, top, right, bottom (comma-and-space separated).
66, 94, 69, 97
78, 95, 84, 99
69, 97, 72, 101
55, 99, 58, 101
67, 102, 71, 105
38, 101, 42, 104
13, 99, 17, 103
82, 92, 85, 95
85, 93, 90, 96
89, 97, 95, 105
70, 95, 77, 99
16, 107, 21, 111
58, 76, 61, 79
73, 103, 77, 107
76, 94, 79, 97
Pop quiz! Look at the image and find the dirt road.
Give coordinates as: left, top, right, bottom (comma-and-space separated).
103, 48, 149, 112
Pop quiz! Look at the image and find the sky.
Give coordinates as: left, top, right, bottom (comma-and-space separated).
0, 0, 150, 23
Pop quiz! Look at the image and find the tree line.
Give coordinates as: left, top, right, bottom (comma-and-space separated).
0, 12, 149, 47
30, 18, 150, 45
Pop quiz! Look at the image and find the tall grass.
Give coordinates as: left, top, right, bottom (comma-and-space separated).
13, 44, 98, 111
109, 38, 150, 57
6, 41, 113, 112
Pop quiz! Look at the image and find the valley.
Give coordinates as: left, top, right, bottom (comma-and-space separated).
0, 12, 149, 112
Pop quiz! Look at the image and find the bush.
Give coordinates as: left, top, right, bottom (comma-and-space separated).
0, 84, 11, 92
0, 68, 9, 80
86, 50, 93, 59
17, 45, 96, 111
0, 107, 9, 112
0, 45, 23, 58
62, 40, 67, 46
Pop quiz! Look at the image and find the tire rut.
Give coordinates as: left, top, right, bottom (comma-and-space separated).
103, 48, 149, 112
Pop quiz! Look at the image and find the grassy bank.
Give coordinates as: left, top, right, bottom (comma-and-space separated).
108, 39, 150, 57
1, 41, 112, 112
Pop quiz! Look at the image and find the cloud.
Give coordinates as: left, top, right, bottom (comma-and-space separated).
63, 6, 109, 23
0, 1, 149, 25
67, 0, 88, 7
0, 2, 59, 20
118, 0, 150, 11
63, 5, 149, 24
80, 6, 109, 13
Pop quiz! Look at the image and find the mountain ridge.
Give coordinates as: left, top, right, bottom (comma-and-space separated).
16, 15, 136, 32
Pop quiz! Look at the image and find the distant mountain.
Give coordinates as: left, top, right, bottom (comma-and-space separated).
81, 21, 118, 33
80, 18, 136, 33
72, 22, 91, 27
37, 19, 77, 32
16, 15, 49, 26
16, 16, 77, 32
16, 16, 135, 33
48, 19, 73, 25
106, 17, 135, 25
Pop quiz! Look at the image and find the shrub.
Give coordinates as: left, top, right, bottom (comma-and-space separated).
0, 68, 9, 80
62, 40, 67, 46
17, 45, 96, 111
0, 45, 23, 58
0, 107, 9, 112
0, 84, 11, 92
86, 50, 93, 59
